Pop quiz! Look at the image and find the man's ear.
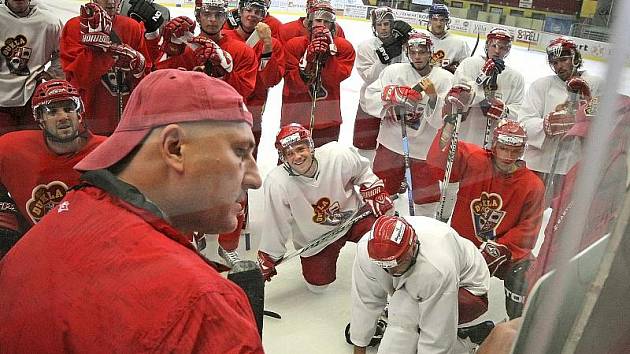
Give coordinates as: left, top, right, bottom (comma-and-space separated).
159, 124, 186, 173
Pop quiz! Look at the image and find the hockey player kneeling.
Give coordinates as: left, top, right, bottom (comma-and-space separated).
256, 124, 394, 293
349, 215, 490, 353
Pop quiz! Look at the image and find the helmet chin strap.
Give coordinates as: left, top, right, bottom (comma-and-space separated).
41, 122, 88, 145
284, 155, 318, 178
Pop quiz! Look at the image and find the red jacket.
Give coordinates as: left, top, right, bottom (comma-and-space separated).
60, 15, 152, 135
281, 36, 355, 129
156, 34, 257, 100
279, 17, 345, 44
223, 29, 285, 130
0, 130, 105, 229
0, 171, 264, 353
427, 132, 545, 260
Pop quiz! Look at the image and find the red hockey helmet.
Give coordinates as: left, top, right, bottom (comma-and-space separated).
493, 119, 527, 147
31, 80, 84, 123
307, 0, 335, 27
275, 123, 314, 154
406, 30, 433, 53
367, 216, 417, 268
485, 27, 512, 57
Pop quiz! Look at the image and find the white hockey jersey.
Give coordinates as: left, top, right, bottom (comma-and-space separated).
519, 71, 602, 175
429, 31, 470, 69
363, 64, 453, 159
259, 142, 381, 259
0, 4, 63, 107
350, 216, 490, 353
356, 36, 405, 108
453, 55, 525, 147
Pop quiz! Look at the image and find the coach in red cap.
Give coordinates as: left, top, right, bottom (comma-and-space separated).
0, 69, 264, 353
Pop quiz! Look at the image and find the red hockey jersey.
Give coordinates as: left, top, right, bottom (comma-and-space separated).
60, 15, 152, 135
0, 130, 105, 228
428, 132, 545, 260
281, 36, 355, 130
279, 17, 345, 44
155, 34, 257, 100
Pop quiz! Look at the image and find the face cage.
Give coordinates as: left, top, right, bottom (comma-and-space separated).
372, 240, 419, 273
277, 138, 314, 163
547, 52, 580, 76
485, 38, 512, 59
196, 5, 227, 17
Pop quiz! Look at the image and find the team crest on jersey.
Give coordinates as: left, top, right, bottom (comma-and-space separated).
311, 197, 352, 226
470, 192, 506, 240
26, 181, 69, 223
1, 34, 32, 76
431, 50, 449, 67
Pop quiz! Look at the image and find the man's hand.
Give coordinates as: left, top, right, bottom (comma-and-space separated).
475, 58, 505, 86
127, 0, 165, 34
544, 110, 574, 137
257, 251, 278, 281
381, 85, 422, 112
161, 16, 195, 57
360, 180, 394, 217
110, 44, 146, 78
306, 25, 332, 63
479, 97, 508, 120
190, 36, 233, 77
442, 83, 475, 118
480, 241, 511, 278
375, 20, 412, 64
80, 2, 112, 51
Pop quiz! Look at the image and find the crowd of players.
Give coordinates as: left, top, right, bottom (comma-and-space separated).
0, 0, 624, 353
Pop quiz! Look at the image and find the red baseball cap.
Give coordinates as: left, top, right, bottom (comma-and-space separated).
75, 69, 252, 171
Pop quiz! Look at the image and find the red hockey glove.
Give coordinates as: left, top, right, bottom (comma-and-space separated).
544, 110, 575, 137
442, 83, 475, 118
80, 2, 112, 51
475, 58, 505, 86
381, 85, 422, 112
190, 36, 233, 78
480, 241, 511, 278
479, 97, 508, 120
161, 16, 195, 57
110, 44, 146, 78
566, 77, 592, 101
257, 251, 278, 282
306, 25, 332, 63
360, 180, 394, 217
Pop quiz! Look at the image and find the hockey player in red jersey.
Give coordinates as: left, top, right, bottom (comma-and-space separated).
281, 0, 355, 146
428, 99, 545, 318
279, 0, 345, 44
217, 0, 285, 264
60, 0, 151, 135
224, 0, 283, 39
0, 80, 105, 258
156, 0, 257, 100
256, 124, 394, 292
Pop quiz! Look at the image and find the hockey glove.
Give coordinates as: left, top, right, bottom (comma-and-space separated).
161, 16, 195, 57
257, 250, 278, 282
381, 85, 422, 112
360, 180, 394, 217
80, 2, 112, 51
391, 20, 413, 43
479, 97, 509, 120
306, 25, 332, 63
375, 20, 411, 64
127, 0, 165, 34
566, 76, 592, 100
480, 241, 511, 278
226, 8, 241, 29
110, 44, 146, 78
544, 110, 575, 137
443, 83, 475, 117
475, 58, 505, 86
190, 36, 234, 77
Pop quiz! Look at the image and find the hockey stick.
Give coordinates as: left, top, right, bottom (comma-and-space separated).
470, 31, 481, 57
436, 105, 463, 222
399, 107, 416, 216
482, 73, 499, 149
115, 67, 123, 122
308, 58, 322, 135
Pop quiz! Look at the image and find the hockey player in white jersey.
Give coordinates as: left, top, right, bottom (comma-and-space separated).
352, 7, 413, 161
426, 4, 469, 74
1, 0, 64, 133
257, 123, 394, 293
453, 28, 525, 148
519, 37, 602, 194
363, 30, 453, 217
349, 215, 490, 354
